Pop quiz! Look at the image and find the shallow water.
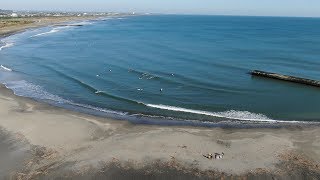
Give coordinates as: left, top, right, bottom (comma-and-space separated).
1, 15, 320, 124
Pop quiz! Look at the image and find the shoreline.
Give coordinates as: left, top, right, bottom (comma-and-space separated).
2, 81, 320, 129
1, 15, 319, 127
0, 16, 109, 39
1, 81, 319, 128
0, 84, 320, 179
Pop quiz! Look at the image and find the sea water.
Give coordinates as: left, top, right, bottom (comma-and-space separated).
1, 15, 320, 125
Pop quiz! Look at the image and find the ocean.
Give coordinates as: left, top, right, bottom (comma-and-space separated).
1, 15, 320, 125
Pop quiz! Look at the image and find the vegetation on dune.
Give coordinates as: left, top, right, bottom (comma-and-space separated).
0, 18, 33, 28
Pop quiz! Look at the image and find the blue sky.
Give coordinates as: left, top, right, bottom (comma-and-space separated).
2, 0, 320, 17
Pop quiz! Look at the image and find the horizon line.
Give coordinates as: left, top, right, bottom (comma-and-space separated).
2, 9, 320, 18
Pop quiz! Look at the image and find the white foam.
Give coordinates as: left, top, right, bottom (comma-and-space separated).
99, 17, 113, 21
2, 80, 126, 116
0, 65, 12, 72
0, 42, 14, 51
70, 21, 93, 26
139, 72, 156, 80
4, 80, 67, 103
31, 28, 61, 37
145, 104, 299, 123
69, 102, 127, 116
95, 90, 104, 94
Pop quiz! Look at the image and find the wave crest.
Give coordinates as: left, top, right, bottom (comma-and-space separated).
0, 65, 13, 72
1, 79, 302, 124
145, 104, 278, 122
0, 42, 14, 51
31, 28, 60, 37
4, 80, 67, 103
42, 66, 142, 105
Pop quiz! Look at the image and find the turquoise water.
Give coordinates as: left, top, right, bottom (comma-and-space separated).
1, 15, 320, 125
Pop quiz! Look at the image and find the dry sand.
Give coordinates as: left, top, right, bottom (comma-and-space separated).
0, 16, 103, 38
0, 84, 319, 179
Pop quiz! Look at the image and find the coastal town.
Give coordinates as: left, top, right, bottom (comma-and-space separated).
0, 9, 132, 18
0, 9, 136, 38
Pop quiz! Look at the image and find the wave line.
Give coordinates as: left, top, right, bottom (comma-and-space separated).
145, 104, 300, 123
0, 65, 13, 71
0, 42, 14, 51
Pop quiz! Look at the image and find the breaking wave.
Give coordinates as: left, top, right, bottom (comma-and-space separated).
31, 28, 60, 37
3, 80, 68, 103
70, 21, 93, 26
0, 65, 12, 72
1, 79, 127, 116
1, 79, 303, 124
0, 42, 14, 51
67, 102, 128, 116
145, 104, 292, 123
31, 21, 91, 38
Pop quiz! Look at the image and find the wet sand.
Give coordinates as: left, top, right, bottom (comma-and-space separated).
0, 84, 319, 179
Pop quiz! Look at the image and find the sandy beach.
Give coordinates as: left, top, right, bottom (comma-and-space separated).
0, 16, 105, 38
0, 84, 319, 179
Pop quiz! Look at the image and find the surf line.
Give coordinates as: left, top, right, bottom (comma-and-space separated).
145, 103, 303, 123
0, 42, 14, 51
0, 65, 13, 71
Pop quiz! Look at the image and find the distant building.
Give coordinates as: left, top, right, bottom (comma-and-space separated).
0, 9, 13, 15
11, 13, 18, 17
